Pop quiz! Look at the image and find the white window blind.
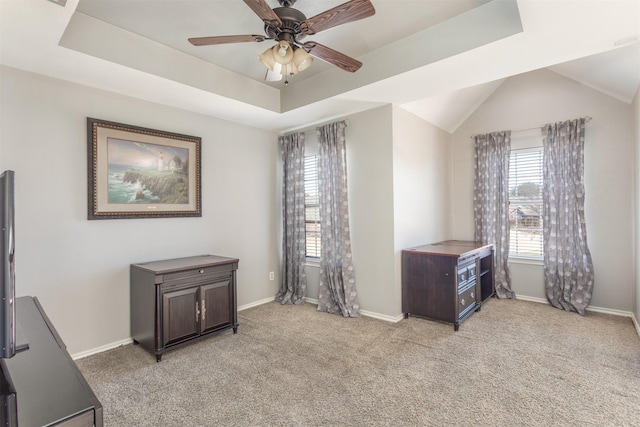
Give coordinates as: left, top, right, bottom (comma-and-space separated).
304, 155, 321, 259
509, 147, 543, 257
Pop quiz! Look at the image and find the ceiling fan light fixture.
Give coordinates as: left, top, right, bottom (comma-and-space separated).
259, 41, 296, 72
265, 65, 283, 81
293, 48, 313, 72
273, 41, 294, 65
259, 41, 311, 78
280, 61, 298, 76
258, 47, 277, 70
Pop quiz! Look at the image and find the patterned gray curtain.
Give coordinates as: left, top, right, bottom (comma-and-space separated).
276, 132, 307, 305
474, 131, 516, 299
316, 121, 360, 317
542, 118, 594, 315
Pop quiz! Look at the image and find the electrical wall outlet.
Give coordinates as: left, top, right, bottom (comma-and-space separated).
269, 271, 274, 281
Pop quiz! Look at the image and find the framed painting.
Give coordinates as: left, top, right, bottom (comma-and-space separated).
87, 118, 201, 220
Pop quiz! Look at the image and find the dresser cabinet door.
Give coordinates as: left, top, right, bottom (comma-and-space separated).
201, 280, 232, 334
162, 287, 200, 347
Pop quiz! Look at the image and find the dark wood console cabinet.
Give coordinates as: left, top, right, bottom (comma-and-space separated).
130, 255, 239, 361
402, 240, 495, 331
0, 297, 103, 426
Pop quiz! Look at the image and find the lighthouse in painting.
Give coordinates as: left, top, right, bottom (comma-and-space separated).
158, 152, 165, 171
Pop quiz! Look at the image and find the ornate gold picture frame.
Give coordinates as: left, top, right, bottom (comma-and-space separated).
87, 118, 201, 220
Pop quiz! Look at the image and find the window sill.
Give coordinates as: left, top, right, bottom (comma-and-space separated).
305, 258, 321, 268
509, 256, 543, 266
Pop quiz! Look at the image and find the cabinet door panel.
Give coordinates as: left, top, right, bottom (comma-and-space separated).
162, 287, 200, 347
201, 280, 231, 334
402, 253, 456, 321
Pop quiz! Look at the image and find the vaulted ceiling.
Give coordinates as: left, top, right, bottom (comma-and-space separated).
1, 0, 638, 133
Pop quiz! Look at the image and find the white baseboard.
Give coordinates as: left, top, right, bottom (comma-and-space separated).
515, 294, 634, 317
72, 338, 133, 361
360, 309, 405, 323
304, 298, 404, 323
516, 294, 640, 338
517, 295, 640, 337
72, 298, 277, 360
238, 297, 275, 311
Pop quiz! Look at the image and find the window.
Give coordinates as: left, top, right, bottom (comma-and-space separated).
304, 155, 321, 259
509, 147, 543, 257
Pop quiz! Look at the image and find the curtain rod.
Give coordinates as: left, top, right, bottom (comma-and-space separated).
281, 119, 351, 136
469, 116, 592, 139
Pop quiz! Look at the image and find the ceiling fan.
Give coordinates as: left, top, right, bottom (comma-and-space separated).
188, 0, 376, 82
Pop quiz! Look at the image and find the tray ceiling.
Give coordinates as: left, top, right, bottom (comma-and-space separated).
1, 0, 638, 132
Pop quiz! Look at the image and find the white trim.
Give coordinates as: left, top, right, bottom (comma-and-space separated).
304, 298, 403, 323
516, 294, 637, 321
632, 313, 640, 338
305, 259, 321, 268
360, 310, 405, 323
72, 297, 277, 360
72, 338, 133, 360
238, 297, 275, 311
509, 256, 543, 266
583, 305, 635, 318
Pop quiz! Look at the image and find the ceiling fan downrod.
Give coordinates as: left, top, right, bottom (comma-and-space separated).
265, 6, 306, 44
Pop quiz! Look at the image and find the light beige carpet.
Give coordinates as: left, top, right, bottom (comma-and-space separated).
76, 299, 640, 426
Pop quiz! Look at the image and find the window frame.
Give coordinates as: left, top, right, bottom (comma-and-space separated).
508, 146, 544, 260
304, 154, 321, 260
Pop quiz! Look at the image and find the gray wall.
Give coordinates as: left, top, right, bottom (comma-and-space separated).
302, 105, 454, 320
392, 106, 453, 316
452, 68, 635, 312
2, 64, 637, 358
303, 106, 398, 319
0, 66, 280, 356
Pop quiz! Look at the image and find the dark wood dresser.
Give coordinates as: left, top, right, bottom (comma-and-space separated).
0, 297, 102, 426
130, 254, 239, 361
402, 240, 494, 330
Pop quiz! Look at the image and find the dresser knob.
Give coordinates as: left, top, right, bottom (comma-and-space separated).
470, 292, 475, 299
461, 298, 465, 306
199, 269, 204, 274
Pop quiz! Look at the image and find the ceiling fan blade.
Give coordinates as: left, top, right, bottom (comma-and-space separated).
301, 0, 375, 35
243, 0, 283, 26
303, 42, 362, 73
188, 34, 266, 46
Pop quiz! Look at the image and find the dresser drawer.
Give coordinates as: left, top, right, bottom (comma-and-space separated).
457, 262, 477, 290
458, 284, 477, 320
162, 264, 233, 283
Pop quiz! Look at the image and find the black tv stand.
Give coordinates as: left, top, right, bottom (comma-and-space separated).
0, 296, 102, 426
14, 321, 29, 353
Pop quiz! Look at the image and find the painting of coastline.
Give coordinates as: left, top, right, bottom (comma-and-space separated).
107, 138, 189, 204
88, 117, 201, 219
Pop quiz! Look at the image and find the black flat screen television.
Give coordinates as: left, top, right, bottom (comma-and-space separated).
0, 170, 16, 360
0, 170, 18, 426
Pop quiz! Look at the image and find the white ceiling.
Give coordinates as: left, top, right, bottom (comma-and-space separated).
74, 0, 493, 84
1, 0, 639, 133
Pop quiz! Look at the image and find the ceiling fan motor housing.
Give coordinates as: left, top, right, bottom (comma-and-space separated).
277, 0, 297, 7
265, 7, 307, 44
